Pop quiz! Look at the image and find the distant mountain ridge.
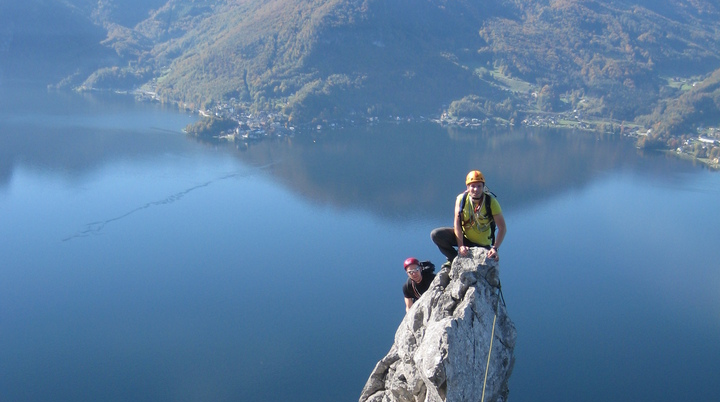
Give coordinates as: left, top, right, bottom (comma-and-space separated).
3, 0, 720, 143
91, 0, 503, 122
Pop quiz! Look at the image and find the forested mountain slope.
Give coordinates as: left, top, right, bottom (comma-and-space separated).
82, 0, 506, 122
3, 0, 720, 144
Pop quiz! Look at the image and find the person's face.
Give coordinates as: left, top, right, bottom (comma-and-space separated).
467, 181, 484, 199
406, 264, 422, 282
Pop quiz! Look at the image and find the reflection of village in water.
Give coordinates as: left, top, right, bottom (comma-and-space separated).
137, 89, 720, 169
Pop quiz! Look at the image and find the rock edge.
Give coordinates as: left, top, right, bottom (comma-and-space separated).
360, 248, 516, 402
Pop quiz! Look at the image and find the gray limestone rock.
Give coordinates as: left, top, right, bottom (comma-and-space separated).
360, 248, 516, 402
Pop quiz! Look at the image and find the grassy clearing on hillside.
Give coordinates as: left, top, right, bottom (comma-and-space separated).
472, 66, 536, 94
663, 75, 704, 91
487, 68, 535, 93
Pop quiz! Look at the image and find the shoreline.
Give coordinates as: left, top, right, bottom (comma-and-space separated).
126, 87, 720, 171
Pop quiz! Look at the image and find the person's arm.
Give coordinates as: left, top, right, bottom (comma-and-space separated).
487, 212, 506, 260
454, 194, 469, 256
405, 297, 414, 312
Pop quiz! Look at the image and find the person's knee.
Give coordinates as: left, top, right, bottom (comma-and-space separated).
431, 227, 447, 244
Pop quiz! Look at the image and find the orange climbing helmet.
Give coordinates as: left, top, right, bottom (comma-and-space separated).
465, 170, 485, 185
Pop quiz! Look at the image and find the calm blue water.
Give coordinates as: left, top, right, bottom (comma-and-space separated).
1, 87, 719, 402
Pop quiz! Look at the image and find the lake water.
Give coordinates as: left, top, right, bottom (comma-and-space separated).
2, 86, 719, 402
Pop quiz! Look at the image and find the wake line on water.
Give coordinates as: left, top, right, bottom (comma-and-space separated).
62, 162, 278, 242
149, 126, 184, 134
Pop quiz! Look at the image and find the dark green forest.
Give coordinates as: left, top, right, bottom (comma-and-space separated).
2, 0, 720, 150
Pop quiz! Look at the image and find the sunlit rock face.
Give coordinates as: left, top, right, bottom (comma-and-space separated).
360, 248, 516, 402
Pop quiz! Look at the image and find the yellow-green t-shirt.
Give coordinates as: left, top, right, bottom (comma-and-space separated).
459, 192, 501, 246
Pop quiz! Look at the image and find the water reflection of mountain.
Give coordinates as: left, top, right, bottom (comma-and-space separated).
0, 125, 191, 186
0, 85, 700, 222
0, 89, 195, 188
216, 123, 699, 221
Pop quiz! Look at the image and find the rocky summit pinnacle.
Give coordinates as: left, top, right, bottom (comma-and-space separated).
360, 248, 516, 402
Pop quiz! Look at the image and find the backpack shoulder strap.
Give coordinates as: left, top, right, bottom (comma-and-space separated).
459, 191, 468, 210
457, 191, 469, 222
484, 192, 493, 219
485, 192, 496, 244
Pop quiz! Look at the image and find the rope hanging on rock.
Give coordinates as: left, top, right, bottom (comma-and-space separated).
481, 287, 503, 402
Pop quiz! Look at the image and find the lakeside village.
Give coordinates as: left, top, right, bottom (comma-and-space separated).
516, 110, 720, 169
136, 90, 720, 169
